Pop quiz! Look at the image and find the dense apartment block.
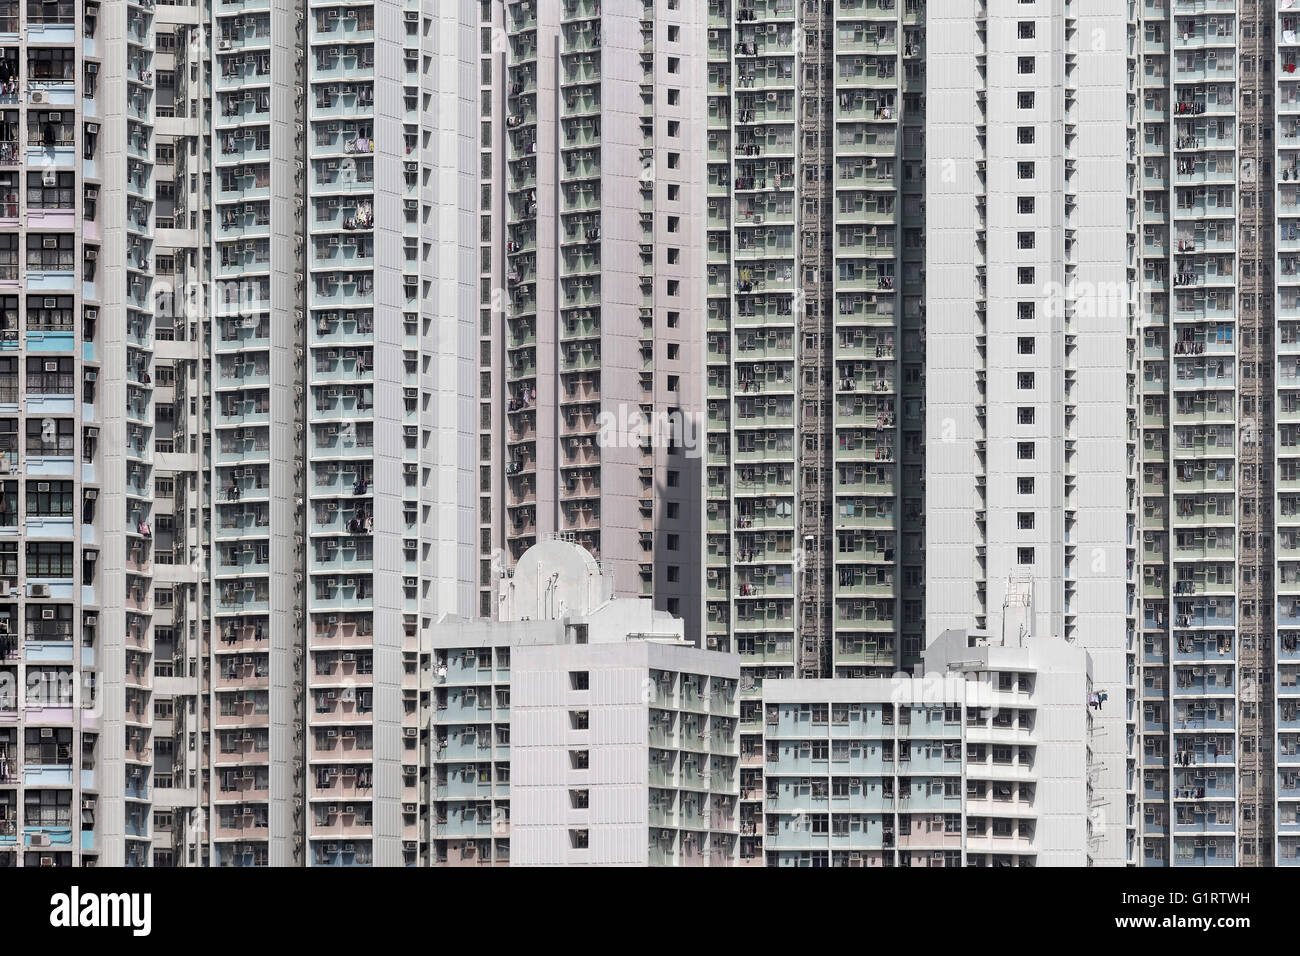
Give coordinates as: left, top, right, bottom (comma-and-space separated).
0, 0, 211, 869
210, 0, 302, 869
925, 0, 1138, 865
1128, 0, 1254, 869
1129, 0, 1283, 868
476, 0, 707, 639
432, 537, 740, 866
8, 0, 1300, 872
211, 0, 478, 868
758, 604, 1094, 866
701, 0, 930, 865
2, 0, 479, 869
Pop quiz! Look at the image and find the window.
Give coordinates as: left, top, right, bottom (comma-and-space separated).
25, 234, 75, 271
26, 540, 73, 577
25, 727, 72, 765
568, 749, 589, 770
1017, 162, 1035, 179
1018, 196, 1035, 213
1018, 372, 1035, 389
1017, 407, 1035, 425
1017, 91, 1035, 109
25, 417, 72, 455
1018, 477, 1035, 494
1018, 21, 1036, 38
26, 479, 73, 516
27, 47, 75, 80
1017, 127, 1035, 145
26, 172, 74, 209
24, 789, 72, 828
1018, 56, 1036, 74
1018, 301, 1034, 320
24, 600, 70, 641
1018, 513, 1036, 530
569, 710, 589, 730
27, 109, 74, 146
1017, 547, 1035, 565
0, 236, 15, 281
568, 828, 589, 849
569, 789, 589, 809
25, 356, 73, 394
26, 295, 73, 331
1018, 337, 1035, 355
569, 671, 589, 691
1017, 232, 1036, 250
1017, 441, 1035, 460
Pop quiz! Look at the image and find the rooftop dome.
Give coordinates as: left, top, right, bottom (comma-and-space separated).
499, 536, 613, 622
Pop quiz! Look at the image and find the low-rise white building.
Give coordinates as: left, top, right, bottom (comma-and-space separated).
431, 537, 739, 867
757, 577, 1095, 866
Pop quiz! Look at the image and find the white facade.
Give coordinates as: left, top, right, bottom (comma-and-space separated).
512, 638, 739, 867
925, 0, 1137, 865
759, 614, 1093, 867
434, 537, 740, 867
209, 0, 479, 868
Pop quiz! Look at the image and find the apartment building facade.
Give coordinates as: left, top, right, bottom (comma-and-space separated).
1131, 0, 1284, 868
6, 0, 1300, 872
925, 0, 1139, 865
1, 0, 479, 869
758, 619, 1094, 866
432, 536, 740, 866
700, 0, 930, 864
0, 0, 213, 869
211, 0, 480, 868
475, 0, 708, 640
1130, 0, 1253, 870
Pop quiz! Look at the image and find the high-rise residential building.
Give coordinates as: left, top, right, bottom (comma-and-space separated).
431, 536, 740, 866
0, 0, 212, 869
9, 0, 1300, 873
704, 0, 930, 865
0, 0, 479, 870
475, 0, 708, 640
1275, 0, 1300, 869
210, 0, 479, 868
925, 0, 1138, 865
210, 0, 302, 868
758, 595, 1095, 866
1129, 0, 1250, 870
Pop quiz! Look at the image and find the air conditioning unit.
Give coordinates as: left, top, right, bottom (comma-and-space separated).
29, 584, 50, 598
30, 90, 47, 105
